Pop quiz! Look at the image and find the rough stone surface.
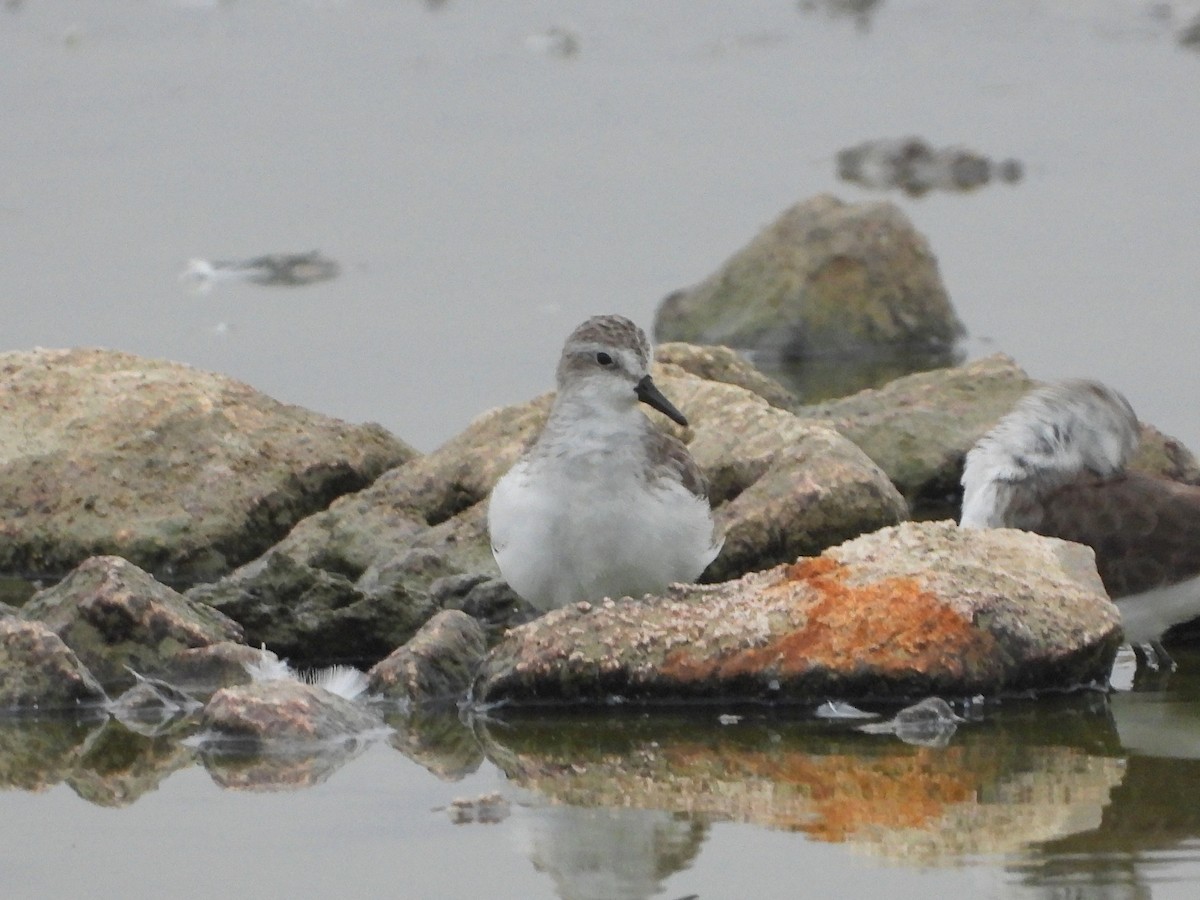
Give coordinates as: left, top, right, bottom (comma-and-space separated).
198, 679, 384, 745
653, 343, 798, 411
799, 354, 1035, 517
0, 616, 108, 709
368, 610, 488, 706
0, 347, 415, 583
653, 194, 964, 361
160, 641, 276, 691
21, 556, 243, 691
473, 521, 1121, 706
189, 366, 905, 661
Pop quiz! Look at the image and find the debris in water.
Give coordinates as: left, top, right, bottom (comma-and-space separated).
857, 696, 965, 747
837, 137, 1023, 196
180, 250, 340, 292
813, 700, 877, 720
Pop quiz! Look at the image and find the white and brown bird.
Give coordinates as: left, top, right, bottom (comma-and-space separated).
487, 315, 723, 612
960, 379, 1200, 668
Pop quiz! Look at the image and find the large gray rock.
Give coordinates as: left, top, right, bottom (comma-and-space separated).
0, 347, 415, 583
0, 616, 108, 709
473, 521, 1121, 706
21, 556, 243, 690
653, 194, 964, 364
189, 364, 905, 662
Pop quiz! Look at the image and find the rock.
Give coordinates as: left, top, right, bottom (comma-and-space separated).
652, 195, 964, 374
0, 616, 108, 709
659, 372, 908, 582
197, 679, 385, 747
472, 521, 1121, 706
159, 641, 280, 692
836, 136, 1023, 196
368, 610, 488, 706
798, 354, 1036, 517
0, 347, 415, 583
653, 343, 798, 412
21, 556, 243, 691
189, 363, 904, 661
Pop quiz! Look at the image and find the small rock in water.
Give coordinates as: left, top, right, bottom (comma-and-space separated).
180, 250, 340, 292
108, 669, 201, 735
837, 136, 1023, 196
858, 696, 964, 747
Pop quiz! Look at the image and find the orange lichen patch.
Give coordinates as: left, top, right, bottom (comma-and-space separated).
662, 556, 1001, 682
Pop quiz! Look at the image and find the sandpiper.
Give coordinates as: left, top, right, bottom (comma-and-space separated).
960, 379, 1200, 668
487, 314, 723, 612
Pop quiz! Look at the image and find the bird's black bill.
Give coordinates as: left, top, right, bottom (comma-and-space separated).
635, 374, 689, 427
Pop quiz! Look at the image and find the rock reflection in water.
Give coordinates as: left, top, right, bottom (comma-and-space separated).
477, 699, 1124, 865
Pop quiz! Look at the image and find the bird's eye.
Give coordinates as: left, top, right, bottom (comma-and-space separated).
596, 352, 614, 366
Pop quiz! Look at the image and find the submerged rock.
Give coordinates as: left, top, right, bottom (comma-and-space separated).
0, 616, 107, 710
653, 195, 964, 371
368, 610, 487, 707
0, 347, 415, 583
21, 556, 243, 691
198, 679, 385, 747
473, 521, 1120, 706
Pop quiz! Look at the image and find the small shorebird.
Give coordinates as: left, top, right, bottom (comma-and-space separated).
487, 315, 723, 612
960, 379, 1200, 668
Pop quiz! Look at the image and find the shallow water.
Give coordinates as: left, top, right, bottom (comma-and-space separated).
3, 650, 1200, 899
5, 2, 1200, 897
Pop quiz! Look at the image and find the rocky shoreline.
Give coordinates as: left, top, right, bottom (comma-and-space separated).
3, 195, 1197, 742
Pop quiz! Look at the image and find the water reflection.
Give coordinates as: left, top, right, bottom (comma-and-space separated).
4, 663, 1200, 897
513, 804, 705, 900
475, 699, 1124, 863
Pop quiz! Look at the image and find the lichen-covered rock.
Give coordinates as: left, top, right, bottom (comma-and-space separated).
368, 610, 487, 706
189, 363, 904, 662
21, 556, 243, 690
0, 616, 107, 709
473, 522, 1121, 706
653, 195, 964, 363
0, 347, 416, 583
198, 679, 385, 746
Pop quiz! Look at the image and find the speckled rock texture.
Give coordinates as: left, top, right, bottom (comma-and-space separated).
0, 616, 108, 709
653, 194, 964, 360
189, 365, 905, 661
0, 347, 415, 583
653, 342, 798, 412
473, 521, 1122, 706
368, 610, 487, 707
199, 679, 384, 746
21, 555, 243, 691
